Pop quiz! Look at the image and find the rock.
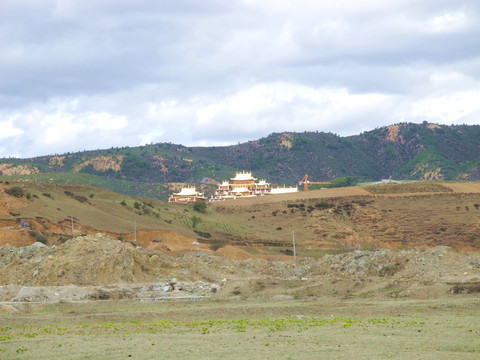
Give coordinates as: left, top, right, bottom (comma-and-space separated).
163, 285, 173, 292
210, 284, 220, 293
31, 242, 48, 249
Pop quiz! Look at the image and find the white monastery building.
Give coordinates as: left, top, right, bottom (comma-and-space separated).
211, 171, 297, 201
168, 187, 206, 204
169, 171, 298, 204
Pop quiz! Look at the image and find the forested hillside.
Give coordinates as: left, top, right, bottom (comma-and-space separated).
1, 122, 479, 199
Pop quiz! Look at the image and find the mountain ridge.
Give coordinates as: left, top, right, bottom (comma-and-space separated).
1, 122, 479, 199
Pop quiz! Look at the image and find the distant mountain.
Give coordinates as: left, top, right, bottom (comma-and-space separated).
1, 122, 479, 199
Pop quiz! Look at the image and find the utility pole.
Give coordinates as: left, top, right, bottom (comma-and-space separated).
292, 230, 296, 261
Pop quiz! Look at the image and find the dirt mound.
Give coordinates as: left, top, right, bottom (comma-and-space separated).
216, 245, 252, 260
131, 230, 210, 254
0, 234, 176, 286
2, 234, 480, 300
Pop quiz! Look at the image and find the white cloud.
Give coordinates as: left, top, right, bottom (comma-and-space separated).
412, 90, 480, 123
1, 0, 480, 157
144, 82, 391, 142
0, 121, 23, 140
427, 11, 468, 33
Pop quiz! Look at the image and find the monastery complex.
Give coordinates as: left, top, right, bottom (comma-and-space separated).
168, 171, 297, 203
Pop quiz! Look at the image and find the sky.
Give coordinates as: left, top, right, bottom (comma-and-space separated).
1, 0, 480, 158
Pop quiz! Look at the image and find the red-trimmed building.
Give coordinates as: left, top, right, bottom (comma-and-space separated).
211, 171, 272, 201
168, 187, 206, 204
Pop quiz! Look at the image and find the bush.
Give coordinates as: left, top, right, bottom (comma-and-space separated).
194, 230, 211, 238
29, 230, 48, 244
190, 215, 202, 228
210, 239, 225, 251
315, 200, 333, 209
5, 186, 24, 198
193, 200, 207, 213
74, 195, 88, 203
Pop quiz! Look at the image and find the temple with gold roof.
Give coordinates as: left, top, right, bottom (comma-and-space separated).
211, 171, 280, 201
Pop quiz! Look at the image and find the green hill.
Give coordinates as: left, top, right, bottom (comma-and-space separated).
1, 122, 479, 200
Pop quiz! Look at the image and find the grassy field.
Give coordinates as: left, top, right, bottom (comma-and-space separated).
1, 296, 479, 359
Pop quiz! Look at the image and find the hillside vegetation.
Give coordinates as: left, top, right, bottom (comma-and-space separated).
1, 122, 479, 200
2, 180, 480, 258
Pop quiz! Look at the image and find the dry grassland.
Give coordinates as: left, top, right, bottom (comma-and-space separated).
1, 296, 479, 359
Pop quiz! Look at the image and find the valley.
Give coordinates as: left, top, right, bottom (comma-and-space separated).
1, 180, 480, 359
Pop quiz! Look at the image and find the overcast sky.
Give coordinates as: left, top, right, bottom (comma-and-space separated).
1, 0, 480, 158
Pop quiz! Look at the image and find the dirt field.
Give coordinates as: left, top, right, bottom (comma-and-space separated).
1, 295, 479, 359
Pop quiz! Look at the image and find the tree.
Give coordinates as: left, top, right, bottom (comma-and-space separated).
193, 200, 207, 213
190, 215, 202, 228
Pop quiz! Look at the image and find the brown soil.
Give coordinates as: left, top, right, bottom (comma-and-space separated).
73, 155, 123, 173
127, 229, 211, 254
0, 163, 39, 175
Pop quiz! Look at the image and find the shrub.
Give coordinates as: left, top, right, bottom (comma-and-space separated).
29, 230, 47, 244
210, 239, 225, 251
42, 193, 53, 199
193, 200, 207, 213
5, 186, 24, 198
194, 230, 212, 238
190, 215, 202, 228
74, 195, 88, 203
143, 201, 154, 208
315, 200, 333, 209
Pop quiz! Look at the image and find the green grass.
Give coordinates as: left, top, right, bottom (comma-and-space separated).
1, 297, 479, 359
